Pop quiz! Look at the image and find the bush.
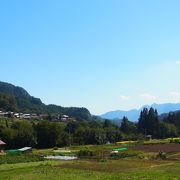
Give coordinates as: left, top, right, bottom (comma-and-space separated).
110, 151, 139, 159
53, 147, 58, 150
77, 150, 94, 157
98, 158, 107, 162
156, 151, 167, 160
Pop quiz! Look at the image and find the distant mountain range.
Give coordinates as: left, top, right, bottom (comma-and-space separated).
101, 103, 180, 121
0, 81, 91, 120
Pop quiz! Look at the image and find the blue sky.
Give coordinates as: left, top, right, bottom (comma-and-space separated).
0, 0, 180, 114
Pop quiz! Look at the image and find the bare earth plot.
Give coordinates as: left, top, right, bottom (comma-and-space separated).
133, 143, 180, 152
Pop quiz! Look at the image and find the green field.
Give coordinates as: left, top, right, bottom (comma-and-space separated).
0, 159, 179, 180
0, 144, 180, 180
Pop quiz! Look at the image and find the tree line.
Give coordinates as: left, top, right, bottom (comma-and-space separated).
120, 107, 180, 139
0, 119, 122, 149
0, 107, 179, 149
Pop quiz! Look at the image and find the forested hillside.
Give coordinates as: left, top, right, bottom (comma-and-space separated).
0, 81, 91, 120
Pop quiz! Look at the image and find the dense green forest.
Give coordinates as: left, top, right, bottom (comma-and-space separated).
0, 107, 179, 149
0, 81, 91, 120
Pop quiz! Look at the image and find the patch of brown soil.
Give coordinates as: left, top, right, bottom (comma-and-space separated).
134, 144, 180, 152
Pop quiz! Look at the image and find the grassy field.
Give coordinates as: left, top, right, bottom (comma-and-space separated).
0, 144, 180, 180
0, 159, 179, 180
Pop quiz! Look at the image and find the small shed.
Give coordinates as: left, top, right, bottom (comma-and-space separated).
146, 135, 152, 141
0, 140, 6, 153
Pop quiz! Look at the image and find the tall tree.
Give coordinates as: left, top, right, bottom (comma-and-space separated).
138, 108, 148, 135
138, 108, 159, 138
120, 117, 136, 133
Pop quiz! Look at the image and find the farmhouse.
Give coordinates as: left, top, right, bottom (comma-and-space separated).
0, 140, 6, 153
61, 115, 70, 122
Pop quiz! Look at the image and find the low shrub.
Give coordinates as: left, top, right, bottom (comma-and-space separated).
53, 147, 58, 150
110, 151, 140, 159
77, 149, 94, 157
155, 151, 167, 160
97, 158, 108, 162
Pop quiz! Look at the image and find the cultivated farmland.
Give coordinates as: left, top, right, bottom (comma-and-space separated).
0, 143, 180, 180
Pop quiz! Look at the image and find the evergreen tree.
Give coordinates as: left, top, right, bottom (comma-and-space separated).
120, 116, 137, 135
138, 108, 159, 138
148, 108, 159, 137
138, 108, 148, 135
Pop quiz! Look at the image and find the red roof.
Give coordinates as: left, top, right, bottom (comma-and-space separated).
0, 140, 6, 146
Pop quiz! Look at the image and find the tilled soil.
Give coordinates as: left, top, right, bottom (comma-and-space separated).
134, 143, 180, 152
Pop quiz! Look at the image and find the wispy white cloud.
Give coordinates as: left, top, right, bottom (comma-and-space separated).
119, 95, 130, 101
175, 61, 180, 64
169, 91, 180, 99
140, 93, 157, 101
